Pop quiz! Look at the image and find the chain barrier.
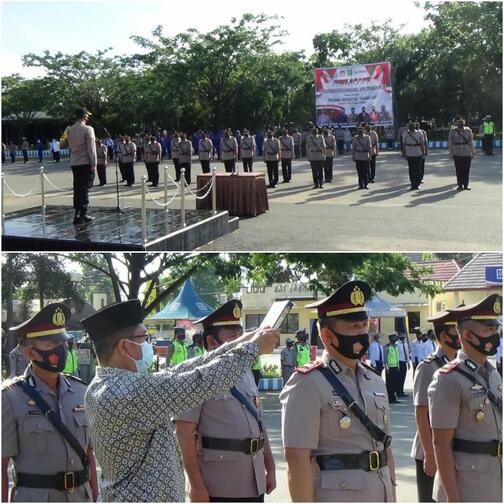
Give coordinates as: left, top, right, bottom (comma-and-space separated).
3, 178, 37, 198
145, 184, 181, 207
183, 176, 215, 200
43, 173, 67, 192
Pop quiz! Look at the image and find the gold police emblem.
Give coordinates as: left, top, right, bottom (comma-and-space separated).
493, 297, 501, 315
350, 286, 365, 306
52, 308, 66, 327
475, 410, 485, 422
233, 303, 242, 320
339, 415, 352, 430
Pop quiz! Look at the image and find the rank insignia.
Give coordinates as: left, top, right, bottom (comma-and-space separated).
350, 286, 365, 306
73, 405, 85, 412
52, 307, 66, 327
475, 409, 485, 422
339, 414, 352, 430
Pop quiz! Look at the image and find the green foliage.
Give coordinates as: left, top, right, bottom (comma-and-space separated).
262, 363, 281, 378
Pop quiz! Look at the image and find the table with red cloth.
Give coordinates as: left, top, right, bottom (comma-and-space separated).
196, 172, 269, 217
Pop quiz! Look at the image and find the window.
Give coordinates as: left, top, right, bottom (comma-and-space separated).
245, 314, 265, 330
279, 313, 299, 334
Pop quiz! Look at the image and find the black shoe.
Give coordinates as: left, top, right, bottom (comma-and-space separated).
370, 179, 375, 183
389, 399, 399, 404
398, 393, 409, 398
99, 183, 105, 186
80, 215, 94, 223
410, 186, 415, 190
149, 183, 158, 187
281, 180, 288, 183
465, 186, 471, 190
457, 186, 463, 191
312, 185, 318, 189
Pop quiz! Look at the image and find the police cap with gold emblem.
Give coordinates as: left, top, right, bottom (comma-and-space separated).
447, 294, 502, 325
195, 299, 243, 329
427, 309, 459, 328
81, 299, 144, 342
306, 280, 372, 321
10, 303, 71, 342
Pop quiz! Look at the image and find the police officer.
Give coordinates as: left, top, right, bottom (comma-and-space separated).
95, 138, 108, 186
198, 132, 214, 174
397, 333, 411, 398
144, 135, 162, 187
482, 115, 495, 155
281, 281, 396, 502
115, 136, 126, 182
122, 136, 137, 187
21, 137, 29, 163
416, 122, 429, 184
368, 333, 385, 376
384, 332, 401, 403
322, 127, 336, 183
178, 133, 192, 185
402, 121, 426, 190
187, 332, 205, 359
448, 118, 476, 191
279, 127, 294, 183
240, 129, 256, 173
428, 294, 502, 502
352, 125, 372, 189
9, 342, 29, 378
263, 130, 280, 188
295, 329, 310, 367
292, 129, 302, 159
365, 124, 380, 183
169, 327, 189, 366
411, 310, 460, 502
221, 129, 238, 173
171, 132, 182, 181
175, 300, 277, 502
63, 338, 80, 376
65, 107, 97, 224
280, 338, 297, 385
307, 127, 326, 189
2, 303, 98, 502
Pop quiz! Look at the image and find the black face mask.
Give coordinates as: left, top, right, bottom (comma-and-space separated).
32, 344, 68, 373
445, 332, 461, 350
467, 330, 500, 356
328, 328, 369, 359
422, 337, 428, 342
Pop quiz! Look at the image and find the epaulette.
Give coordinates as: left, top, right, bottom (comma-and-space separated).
359, 361, 381, 376
439, 359, 461, 374
295, 361, 324, 374
1, 375, 24, 390
62, 373, 88, 386
423, 353, 436, 363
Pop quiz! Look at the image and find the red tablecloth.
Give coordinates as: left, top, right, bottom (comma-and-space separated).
196, 173, 269, 217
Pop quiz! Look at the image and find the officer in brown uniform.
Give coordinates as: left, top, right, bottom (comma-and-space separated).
448, 118, 476, 191
21, 137, 29, 163
416, 122, 429, 184
263, 130, 281, 188
144, 135, 162, 187
279, 127, 295, 183
322, 127, 336, 183
2, 303, 98, 502
428, 294, 502, 502
402, 122, 426, 190
411, 309, 460, 502
171, 132, 182, 181
198, 132, 214, 174
365, 125, 380, 183
115, 136, 126, 182
65, 107, 97, 225
281, 280, 396, 502
221, 129, 238, 174
95, 139, 108, 186
307, 127, 326, 189
179, 133, 193, 184
122, 136, 137, 187
240, 130, 256, 173
175, 300, 277, 502
352, 125, 372, 189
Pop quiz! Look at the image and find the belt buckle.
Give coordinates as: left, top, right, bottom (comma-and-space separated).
369, 451, 380, 471
249, 438, 259, 454
64, 472, 75, 492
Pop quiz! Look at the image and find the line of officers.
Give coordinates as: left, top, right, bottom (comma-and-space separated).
2, 282, 501, 503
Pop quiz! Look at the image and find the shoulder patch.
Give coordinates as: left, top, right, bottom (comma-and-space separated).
295, 361, 324, 374
1, 375, 25, 391
423, 353, 436, 363
63, 373, 88, 386
360, 361, 381, 376
439, 359, 461, 374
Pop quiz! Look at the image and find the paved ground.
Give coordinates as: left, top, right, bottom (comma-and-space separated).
2, 149, 501, 251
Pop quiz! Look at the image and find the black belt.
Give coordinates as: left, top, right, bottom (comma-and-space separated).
453, 143, 468, 145
406, 144, 419, 146
16, 468, 89, 492
316, 450, 387, 472
453, 438, 502, 457
201, 436, 264, 455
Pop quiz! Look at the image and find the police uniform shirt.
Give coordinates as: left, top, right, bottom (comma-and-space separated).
2, 365, 92, 502
448, 127, 475, 157
9, 345, 28, 378
324, 133, 336, 157
292, 132, 302, 146
240, 136, 256, 159
171, 138, 181, 159
144, 141, 162, 163
175, 370, 266, 499
263, 138, 280, 161
67, 120, 97, 167
402, 130, 425, 157
352, 135, 371, 161
410, 347, 450, 461
280, 347, 297, 368
428, 350, 502, 502
369, 130, 379, 155
96, 144, 108, 166
220, 137, 238, 161
21, 140, 29, 150
178, 140, 192, 164
279, 135, 294, 159
85, 340, 259, 502
198, 138, 214, 161
116, 141, 125, 162
122, 142, 136, 164
307, 135, 326, 161
368, 341, 384, 368
280, 351, 393, 502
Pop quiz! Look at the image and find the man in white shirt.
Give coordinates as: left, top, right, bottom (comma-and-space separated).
368, 333, 384, 375
410, 331, 423, 372
50, 138, 61, 162
397, 333, 411, 397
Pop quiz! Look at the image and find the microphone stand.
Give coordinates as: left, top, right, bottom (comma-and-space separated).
104, 127, 123, 213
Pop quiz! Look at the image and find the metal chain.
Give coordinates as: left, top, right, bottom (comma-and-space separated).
183, 176, 215, 200
3, 178, 37, 198
144, 184, 180, 207
43, 173, 66, 192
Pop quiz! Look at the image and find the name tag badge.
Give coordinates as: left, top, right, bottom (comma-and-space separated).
373, 392, 386, 397
73, 405, 85, 412
27, 409, 44, 416
472, 391, 485, 398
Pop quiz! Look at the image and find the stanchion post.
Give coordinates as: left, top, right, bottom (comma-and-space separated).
141, 176, 147, 243
1, 172, 5, 233
163, 165, 169, 211
40, 166, 46, 220
180, 168, 186, 227
212, 166, 217, 214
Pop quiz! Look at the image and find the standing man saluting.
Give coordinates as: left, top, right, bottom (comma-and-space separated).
402, 121, 426, 190
448, 118, 475, 191
64, 107, 97, 225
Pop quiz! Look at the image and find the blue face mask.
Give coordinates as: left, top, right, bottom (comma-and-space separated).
127, 340, 154, 374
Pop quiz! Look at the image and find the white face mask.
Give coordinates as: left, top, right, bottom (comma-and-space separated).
127, 340, 154, 374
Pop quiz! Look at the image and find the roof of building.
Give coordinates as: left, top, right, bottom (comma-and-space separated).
443, 253, 503, 291
405, 260, 460, 283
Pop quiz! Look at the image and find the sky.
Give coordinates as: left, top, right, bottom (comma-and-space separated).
1, 0, 434, 78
